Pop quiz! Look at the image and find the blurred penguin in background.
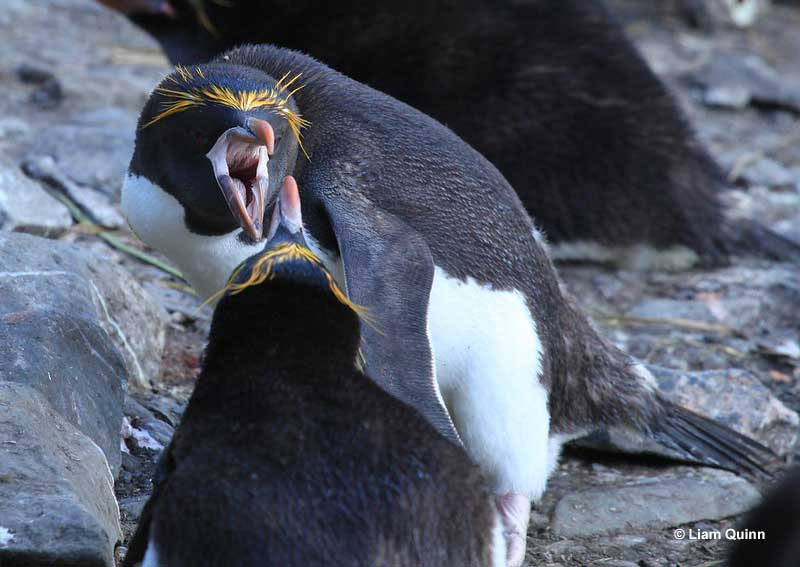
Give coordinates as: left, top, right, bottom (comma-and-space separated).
107, 0, 800, 269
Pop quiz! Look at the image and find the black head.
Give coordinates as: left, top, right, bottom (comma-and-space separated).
130, 62, 309, 240
207, 176, 371, 356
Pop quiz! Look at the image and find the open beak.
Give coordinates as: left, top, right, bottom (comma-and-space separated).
266, 175, 304, 241
205, 119, 276, 241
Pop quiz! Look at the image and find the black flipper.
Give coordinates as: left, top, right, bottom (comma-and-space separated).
651, 399, 776, 477
122, 444, 175, 567
323, 195, 460, 445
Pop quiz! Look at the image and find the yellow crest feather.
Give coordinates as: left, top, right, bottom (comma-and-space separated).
204, 242, 379, 331
143, 67, 311, 157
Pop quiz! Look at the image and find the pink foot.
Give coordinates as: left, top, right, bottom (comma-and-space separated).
496, 492, 531, 567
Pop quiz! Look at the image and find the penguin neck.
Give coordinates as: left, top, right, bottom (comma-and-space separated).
199, 282, 361, 398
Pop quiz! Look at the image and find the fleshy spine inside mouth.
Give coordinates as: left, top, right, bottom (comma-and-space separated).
206, 127, 270, 241
227, 141, 267, 220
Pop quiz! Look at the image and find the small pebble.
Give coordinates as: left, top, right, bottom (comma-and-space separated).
16, 63, 55, 84
597, 561, 639, 567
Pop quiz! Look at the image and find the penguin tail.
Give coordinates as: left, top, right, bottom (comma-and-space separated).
650, 399, 777, 477
720, 217, 800, 263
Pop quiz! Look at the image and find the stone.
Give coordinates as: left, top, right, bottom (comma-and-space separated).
0, 231, 167, 391
121, 416, 165, 453
136, 393, 186, 428
0, 117, 29, 140
133, 416, 175, 447
0, 232, 168, 476
687, 53, 800, 114
142, 280, 212, 323
528, 510, 550, 531
118, 495, 148, 524
678, 0, 771, 29
627, 299, 717, 324
0, 159, 72, 236
741, 157, 797, 188
703, 85, 752, 109
88, 260, 168, 390
654, 367, 799, 456
0, 305, 125, 476
0, 0, 170, 198
24, 111, 139, 201
609, 535, 648, 547
124, 395, 156, 421
574, 366, 799, 459
22, 154, 125, 229
551, 468, 760, 538
0, 382, 121, 566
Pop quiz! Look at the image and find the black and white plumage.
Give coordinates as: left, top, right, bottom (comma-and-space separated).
122, 180, 503, 567
122, 45, 774, 565
123, 0, 800, 269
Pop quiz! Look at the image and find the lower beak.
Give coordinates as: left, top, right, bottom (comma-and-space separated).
206, 125, 272, 241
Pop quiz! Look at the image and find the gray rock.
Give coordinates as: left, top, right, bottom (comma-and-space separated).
0, 231, 167, 391
552, 468, 760, 538
528, 510, 549, 531
0, 232, 168, 474
741, 157, 797, 188
142, 280, 212, 322
627, 299, 717, 324
22, 155, 125, 228
0, 305, 125, 476
678, 0, 771, 29
137, 393, 186, 428
118, 495, 148, 523
0, 159, 72, 236
124, 395, 156, 421
654, 367, 799, 456
0, 117, 29, 140
687, 53, 800, 113
575, 367, 799, 458
121, 416, 167, 453
133, 416, 175, 447
25, 111, 139, 200
89, 261, 168, 390
0, 1, 169, 111
0, 382, 121, 566
606, 535, 649, 547
703, 85, 752, 109
0, 0, 169, 198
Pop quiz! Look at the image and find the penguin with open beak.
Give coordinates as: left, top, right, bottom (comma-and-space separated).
119, 0, 800, 269
123, 46, 774, 566
122, 178, 504, 567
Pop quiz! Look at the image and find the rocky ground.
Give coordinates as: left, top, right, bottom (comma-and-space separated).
0, 1, 798, 566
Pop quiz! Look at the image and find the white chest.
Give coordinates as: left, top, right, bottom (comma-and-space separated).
122, 174, 259, 299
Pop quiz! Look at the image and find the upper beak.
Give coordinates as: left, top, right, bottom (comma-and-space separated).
205, 119, 276, 241
246, 117, 275, 155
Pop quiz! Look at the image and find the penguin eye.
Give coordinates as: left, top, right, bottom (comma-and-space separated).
187, 128, 211, 148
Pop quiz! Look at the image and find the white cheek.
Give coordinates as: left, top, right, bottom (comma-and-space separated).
122, 173, 259, 300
